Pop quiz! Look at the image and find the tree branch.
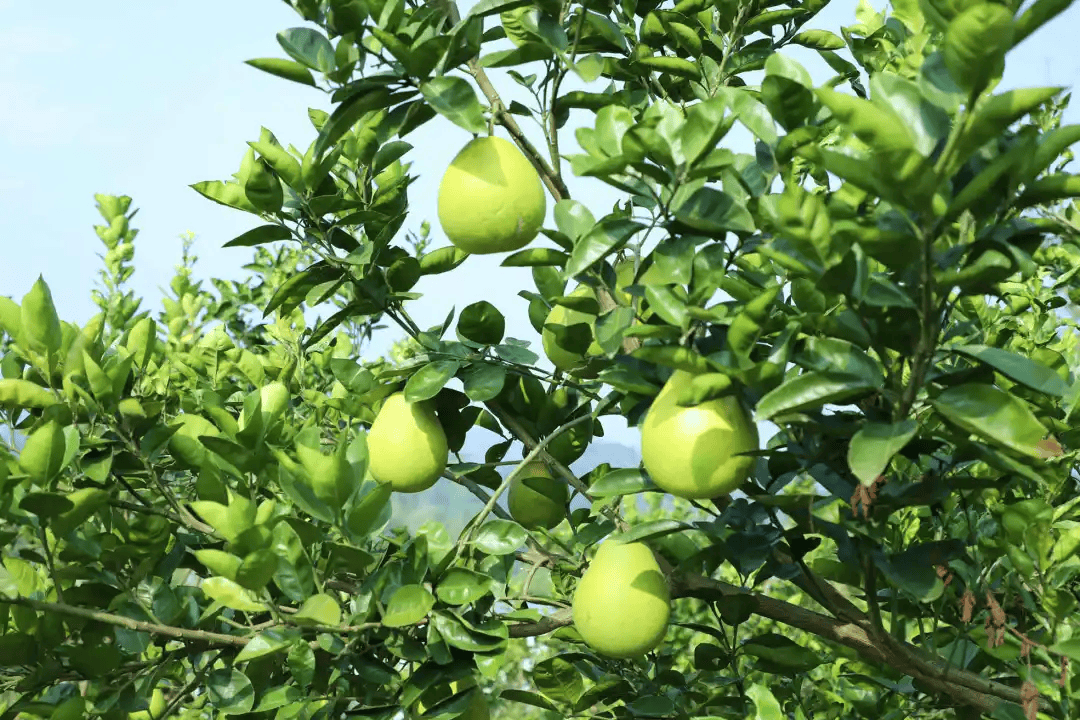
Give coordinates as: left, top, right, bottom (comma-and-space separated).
5, 595, 248, 647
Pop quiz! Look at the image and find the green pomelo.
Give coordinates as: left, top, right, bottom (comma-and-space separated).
437, 136, 546, 255
367, 392, 449, 493
508, 461, 568, 530
572, 540, 670, 658
542, 286, 603, 374
640, 370, 758, 500
129, 689, 166, 720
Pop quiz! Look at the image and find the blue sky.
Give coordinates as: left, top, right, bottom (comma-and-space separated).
2, 1, 1078, 529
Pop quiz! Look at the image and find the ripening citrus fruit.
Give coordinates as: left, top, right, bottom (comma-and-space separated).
572, 540, 670, 658
437, 136, 546, 254
640, 370, 758, 500
542, 286, 604, 374
507, 460, 568, 529
129, 688, 167, 720
367, 392, 448, 493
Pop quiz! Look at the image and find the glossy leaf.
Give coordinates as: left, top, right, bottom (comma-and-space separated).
382, 584, 435, 627
932, 384, 1049, 458
756, 370, 880, 420
474, 519, 528, 555
847, 420, 918, 485
951, 344, 1070, 397
291, 593, 342, 626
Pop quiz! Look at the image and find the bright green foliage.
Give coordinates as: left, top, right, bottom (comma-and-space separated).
1, 2, 1080, 720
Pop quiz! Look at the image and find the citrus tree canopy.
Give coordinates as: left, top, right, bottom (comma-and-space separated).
2, 1, 1080, 720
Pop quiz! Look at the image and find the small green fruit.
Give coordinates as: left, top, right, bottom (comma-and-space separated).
508, 461, 568, 530
572, 540, 670, 658
542, 286, 604, 374
545, 415, 593, 466
640, 370, 758, 500
129, 688, 166, 720
259, 381, 290, 421
367, 392, 449, 493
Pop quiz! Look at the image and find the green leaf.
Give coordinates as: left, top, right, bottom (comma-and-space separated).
245, 58, 317, 87
419, 246, 471, 275
1012, 0, 1075, 47
235, 629, 299, 662
458, 301, 505, 345
715, 86, 778, 146
382, 584, 435, 627
52, 488, 110, 537
235, 548, 279, 591
499, 690, 559, 712
223, 224, 291, 248
847, 420, 919, 486
474, 519, 528, 555
0, 379, 58, 409
434, 568, 494, 605
501, 248, 570, 267
291, 593, 342, 626
790, 29, 846, 49
205, 668, 255, 715
251, 137, 304, 189
18, 420, 71, 483
756, 370, 880, 420
277, 27, 335, 73
464, 0, 534, 19
19, 492, 74, 519
1013, 173, 1080, 209
632, 345, 714, 373
673, 187, 756, 236
614, 519, 689, 544
800, 337, 885, 386
271, 520, 317, 602
461, 363, 507, 402
201, 577, 265, 612
405, 361, 461, 402
952, 87, 1064, 173
582, 463, 645, 497
565, 218, 644, 277
348, 483, 394, 539
431, 612, 508, 653
531, 656, 584, 705
746, 684, 784, 720
190, 180, 259, 213
21, 277, 62, 356
193, 549, 242, 581
636, 55, 701, 79
419, 76, 487, 134
951, 344, 1070, 397
313, 87, 395, 161
943, 3, 1014, 95
816, 87, 917, 154
931, 384, 1049, 458
742, 634, 823, 673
